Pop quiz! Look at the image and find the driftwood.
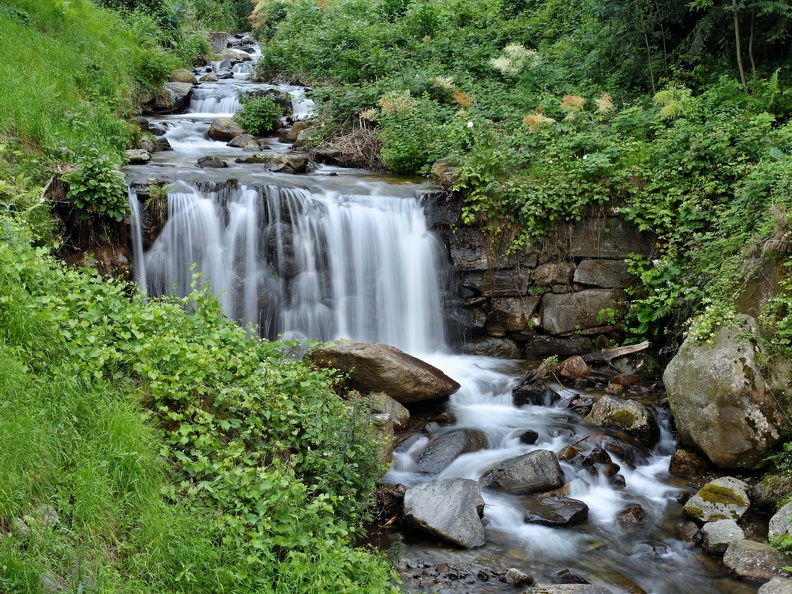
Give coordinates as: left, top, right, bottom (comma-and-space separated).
581, 341, 650, 366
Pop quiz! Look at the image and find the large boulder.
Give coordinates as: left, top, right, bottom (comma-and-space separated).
208, 117, 245, 141
683, 476, 750, 523
170, 69, 197, 84
769, 501, 792, 541
415, 429, 487, 474
723, 540, 792, 581
539, 289, 626, 336
584, 395, 659, 447
307, 341, 460, 404
460, 337, 522, 359
403, 479, 485, 548
664, 315, 792, 469
164, 82, 193, 111
481, 449, 564, 494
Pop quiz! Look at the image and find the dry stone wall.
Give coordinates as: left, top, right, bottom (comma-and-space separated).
419, 191, 656, 358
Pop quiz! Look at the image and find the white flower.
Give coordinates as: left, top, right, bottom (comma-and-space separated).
582, 154, 588, 160
467, 121, 474, 128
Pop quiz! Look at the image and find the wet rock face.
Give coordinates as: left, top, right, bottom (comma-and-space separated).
460, 337, 522, 359
415, 429, 487, 474
683, 476, 751, 523
481, 449, 565, 494
307, 341, 461, 404
539, 289, 627, 336
584, 395, 659, 447
403, 479, 485, 548
208, 117, 245, 141
664, 314, 792, 469
723, 540, 792, 581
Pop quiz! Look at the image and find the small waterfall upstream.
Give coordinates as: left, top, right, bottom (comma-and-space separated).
125, 43, 759, 594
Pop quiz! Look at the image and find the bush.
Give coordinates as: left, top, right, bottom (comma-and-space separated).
236, 94, 283, 135
62, 148, 129, 221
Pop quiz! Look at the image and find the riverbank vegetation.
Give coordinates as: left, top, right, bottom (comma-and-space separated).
0, 0, 397, 591
255, 0, 792, 350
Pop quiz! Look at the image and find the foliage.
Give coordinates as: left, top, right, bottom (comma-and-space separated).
236, 93, 283, 135
0, 215, 397, 592
62, 148, 129, 221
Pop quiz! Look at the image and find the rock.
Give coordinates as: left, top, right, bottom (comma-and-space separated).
616, 504, 645, 524
770, 501, 792, 541
523, 496, 589, 526
739, 252, 783, 319
462, 269, 531, 297
125, 149, 150, 164
208, 117, 245, 141
584, 395, 659, 447
531, 585, 614, 594
227, 134, 261, 150
460, 337, 522, 359
419, 190, 462, 227
701, 519, 745, 554
307, 341, 461, 404
131, 116, 149, 130
524, 336, 593, 358
723, 539, 792, 581
199, 73, 218, 82
664, 314, 792, 469
534, 262, 576, 287
557, 356, 590, 380
760, 578, 792, 594
210, 31, 228, 53
683, 476, 751, 522
164, 82, 193, 111
481, 449, 564, 494
668, 449, 709, 478
570, 217, 655, 259
752, 475, 792, 509
539, 289, 627, 336
235, 152, 309, 174
445, 306, 487, 339
519, 429, 539, 444
416, 429, 487, 474
573, 259, 635, 288
370, 413, 394, 466
170, 69, 197, 84
431, 156, 457, 187
499, 568, 533, 586
197, 156, 227, 168
139, 136, 156, 153
679, 520, 702, 544
40, 574, 63, 592
369, 392, 410, 431
156, 137, 172, 152
148, 122, 169, 136
283, 120, 309, 142
486, 297, 541, 335
403, 478, 485, 548
611, 352, 662, 382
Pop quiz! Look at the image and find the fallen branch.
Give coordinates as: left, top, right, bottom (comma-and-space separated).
581, 341, 650, 365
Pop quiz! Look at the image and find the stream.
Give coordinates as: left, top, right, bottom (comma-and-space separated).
125, 42, 761, 594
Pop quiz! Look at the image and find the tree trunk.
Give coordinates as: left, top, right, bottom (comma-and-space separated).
733, 0, 748, 89
749, 6, 757, 79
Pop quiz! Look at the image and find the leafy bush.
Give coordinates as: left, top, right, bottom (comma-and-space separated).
62, 148, 129, 221
236, 94, 283, 135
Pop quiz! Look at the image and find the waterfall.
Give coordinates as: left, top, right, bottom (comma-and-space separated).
130, 182, 447, 354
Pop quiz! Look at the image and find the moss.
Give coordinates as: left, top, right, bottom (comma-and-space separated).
698, 484, 748, 507
610, 409, 637, 428
684, 504, 704, 519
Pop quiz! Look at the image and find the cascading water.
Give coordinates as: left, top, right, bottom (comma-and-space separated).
126, 40, 760, 594
132, 182, 447, 353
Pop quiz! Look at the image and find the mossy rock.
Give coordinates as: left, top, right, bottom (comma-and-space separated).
684, 476, 751, 523
584, 395, 659, 447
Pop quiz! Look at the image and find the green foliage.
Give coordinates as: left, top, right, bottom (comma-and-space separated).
236, 94, 283, 135
62, 148, 129, 221
0, 215, 397, 592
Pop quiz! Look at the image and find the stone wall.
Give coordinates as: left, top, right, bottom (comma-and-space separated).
419, 191, 657, 358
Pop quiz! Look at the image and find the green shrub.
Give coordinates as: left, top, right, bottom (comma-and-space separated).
237, 94, 283, 135
62, 148, 129, 221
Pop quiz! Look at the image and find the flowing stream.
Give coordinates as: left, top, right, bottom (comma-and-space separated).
126, 45, 759, 594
